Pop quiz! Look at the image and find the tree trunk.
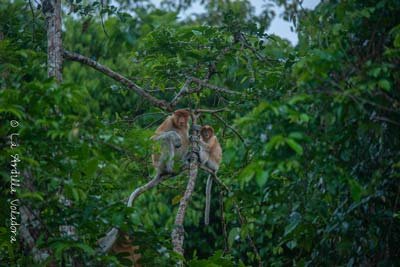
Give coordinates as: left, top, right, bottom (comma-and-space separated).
171, 114, 201, 260
42, 0, 62, 82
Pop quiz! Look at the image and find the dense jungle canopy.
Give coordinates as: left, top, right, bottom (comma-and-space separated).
1, 0, 400, 266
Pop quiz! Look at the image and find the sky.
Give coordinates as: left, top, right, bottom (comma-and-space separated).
174, 0, 321, 45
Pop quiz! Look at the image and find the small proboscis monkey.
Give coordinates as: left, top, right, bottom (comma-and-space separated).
199, 125, 222, 225
151, 109, 190, 177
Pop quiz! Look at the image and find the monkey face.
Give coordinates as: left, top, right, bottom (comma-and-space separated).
177, 116, 187, 128
173, 109, 189, 129
201, 126, 214, 141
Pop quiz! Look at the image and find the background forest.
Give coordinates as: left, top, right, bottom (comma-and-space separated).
1, 0, 400, 266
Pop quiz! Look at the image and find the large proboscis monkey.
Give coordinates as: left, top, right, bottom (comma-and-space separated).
199, 125, 222, 225
151, 109, 190, 177
99, 110, 190, 259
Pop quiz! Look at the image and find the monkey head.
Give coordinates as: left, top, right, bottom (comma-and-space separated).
173, 109, 190, 129
201, 125, 214, 141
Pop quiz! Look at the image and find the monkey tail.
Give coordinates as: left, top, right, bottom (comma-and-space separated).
204, 175, 213, 225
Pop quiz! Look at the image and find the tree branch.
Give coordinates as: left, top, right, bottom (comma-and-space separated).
189, 77, 242, 95
63, 50, 172, 111
170, 78, 192, 107
195, 108, 227, 114
212, 113, 245, 143
172, 114, 201, 260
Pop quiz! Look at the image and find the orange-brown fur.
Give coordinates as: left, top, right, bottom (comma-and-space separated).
152, 109, 190, 172
200, 125, 222, 225
200, 125, 222, 170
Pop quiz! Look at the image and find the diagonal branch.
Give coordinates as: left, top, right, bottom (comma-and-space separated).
189, 77, 242, 95
212, 113, 245, 143
170, 78, 192, 107
63, 50, 172, 111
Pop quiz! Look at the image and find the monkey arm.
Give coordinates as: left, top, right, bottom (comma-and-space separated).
199, 139, 211, 152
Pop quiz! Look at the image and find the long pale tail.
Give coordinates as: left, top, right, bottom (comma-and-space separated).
98, 174, 163, 253
204, 175, 213, 225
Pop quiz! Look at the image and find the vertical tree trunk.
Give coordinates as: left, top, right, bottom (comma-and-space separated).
172, 114, 201, 260
42, 0, 62, 82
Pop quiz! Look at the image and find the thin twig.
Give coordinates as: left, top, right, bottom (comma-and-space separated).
189, 77, 242, 95
99, 0, 110, 39
373, 116, 400, 127
170, 78, 192, 107
146, 87, 176, 93
144, 116, 165, 129
212, 113, 245, 143
28, 0, 35, 42
238, 32, 279, 63
106, 112, 166, 125
195, 108, 227, 114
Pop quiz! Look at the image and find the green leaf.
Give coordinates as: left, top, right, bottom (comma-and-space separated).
378, 79, 391, 91
255, 170, 269, 187
19, 192, 44, 201
228, 227, 240, 247
348, 178, 364, 202
286, 240, 297, 249
85, 158, 98, 177
192, 30, 202, 36
286, 138, 303, 155
72, 243, 95, 255
284, 212, 301, 236
288, 132, 305, 140
238, 163, 256, 183
171, 194, 182, 205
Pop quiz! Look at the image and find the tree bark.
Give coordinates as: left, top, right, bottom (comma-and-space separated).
171, 114, 201, 259
42, 0, 62, 82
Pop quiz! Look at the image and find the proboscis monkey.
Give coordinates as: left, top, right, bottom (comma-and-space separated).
151, 109, 190, 176
199, 125, 222, 225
